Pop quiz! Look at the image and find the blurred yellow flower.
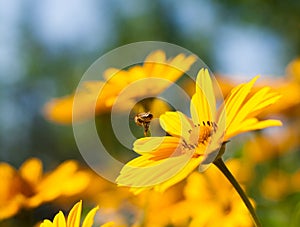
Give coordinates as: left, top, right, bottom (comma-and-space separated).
44, 50, 196, 124
117, 68, 282, 193
287, 58, 300, 83
0, 158, 91, 220
133, 183, 186, 227
0, 162, 27, 220
291, 169, 300, 193
244, 127, 299, 163
40, 200, 99, 227
260, 168, 300, 201
260, 170, 291, 201
180, 159, 254, 227
26, 159, 91, 208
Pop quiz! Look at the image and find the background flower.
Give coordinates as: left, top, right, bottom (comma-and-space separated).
43, 50, 196, 124
0, 158, 91, 220
180, 159, 254, 227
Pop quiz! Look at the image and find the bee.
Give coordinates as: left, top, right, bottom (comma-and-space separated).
134, 112, 153, 137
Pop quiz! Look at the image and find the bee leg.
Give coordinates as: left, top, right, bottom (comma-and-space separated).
143, 122, 150, 137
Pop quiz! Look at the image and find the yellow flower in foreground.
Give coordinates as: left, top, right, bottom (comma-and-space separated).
40, 200, 99, 227
44, 50, 196, 124
0, 158, 91, 220
117, 68, 282, 193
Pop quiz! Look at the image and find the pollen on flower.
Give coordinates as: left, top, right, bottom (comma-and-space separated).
181, 121, 218, 158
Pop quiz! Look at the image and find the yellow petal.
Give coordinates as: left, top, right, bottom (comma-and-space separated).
26, 161, 83, 208
219, 76, 259, 136
19, 158, 43, 186
40, 219, 54, 227
159, 111, 193, 140
154, 155, 203, 192
143, 50, 166, 74
103, 68, 128, 87
163, 54, 186, 80
226, 118, 282, 139
227, 86, 281, 135
239, 118, 282, 132
164, 53, 196, 81
133, 136, 181, 159
60, 171, 91, 196
101, 222, 116, 227
66, 201, 82, 227
0, 194, 24, 220
0, 163, 26, 220
82, 206, 99, 227
53, 211, 67, 227
117, 152, 195, 191
246, 91, 281, 117
116, 154, 159, 188
43, 96, 74, 124
191, 68, 216, 124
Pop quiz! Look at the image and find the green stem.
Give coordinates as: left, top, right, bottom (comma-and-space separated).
213, 158, 261, 227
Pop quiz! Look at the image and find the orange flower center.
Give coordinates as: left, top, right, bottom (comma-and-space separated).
181, 121, 217, 158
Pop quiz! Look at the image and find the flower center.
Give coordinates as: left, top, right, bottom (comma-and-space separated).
181, 121, 217, 156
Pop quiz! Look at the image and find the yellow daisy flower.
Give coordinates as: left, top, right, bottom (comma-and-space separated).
116, 68, 282, 193
0, 158, 91, 220
43, 50, 196, 124
40, 200, 99, 227
25, 159, 91, 208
